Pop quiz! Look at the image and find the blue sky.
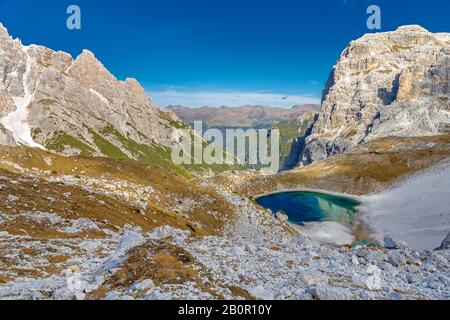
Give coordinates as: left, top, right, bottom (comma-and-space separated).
1, 0, 449, 107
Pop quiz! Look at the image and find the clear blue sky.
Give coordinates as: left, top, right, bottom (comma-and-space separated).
1, 0, 449, 107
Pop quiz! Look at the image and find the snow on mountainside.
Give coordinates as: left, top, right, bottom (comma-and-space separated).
1, 45, 44, 149
0, 23, 186, 163
361, 160, 450, 251
285, 25, 450, 169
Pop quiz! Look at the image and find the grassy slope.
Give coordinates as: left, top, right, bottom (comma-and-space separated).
43, 124, 242, 178
0, 146, 238, 236
227, 134, 450, 196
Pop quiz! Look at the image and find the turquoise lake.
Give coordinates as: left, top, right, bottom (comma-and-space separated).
256, 191, 360, 226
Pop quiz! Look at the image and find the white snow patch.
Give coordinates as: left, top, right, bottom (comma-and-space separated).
20, 211, 63, 225
293, 221, 355, 246
43, 157, 53, 166
89, 89, 110, 106
147, 226, 189, 241
0, 47, 45, 150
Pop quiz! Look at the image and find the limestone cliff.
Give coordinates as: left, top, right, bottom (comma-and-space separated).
287, 25, 450, 167
0, 23, 185, 159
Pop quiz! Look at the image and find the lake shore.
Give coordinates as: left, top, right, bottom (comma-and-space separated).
254, 162, 450, 250
253, 187, 363, 201
256, 189, 363, 246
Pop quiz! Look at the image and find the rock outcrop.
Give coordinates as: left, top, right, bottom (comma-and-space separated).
438, 232, 450, 250
287, 25, 450, 167
0, 23, 185, 159
0, 123, 15, 146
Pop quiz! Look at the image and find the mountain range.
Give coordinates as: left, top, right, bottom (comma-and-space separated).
167, 104, 320, 128
0, 23, 192, 175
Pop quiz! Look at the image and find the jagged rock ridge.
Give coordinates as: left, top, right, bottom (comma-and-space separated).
0, 23, 185, 161
286, 25, 450, 168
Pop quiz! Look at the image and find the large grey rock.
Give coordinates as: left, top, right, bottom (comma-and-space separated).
285, 25, 450, 167
437, 232, 450, 250
387, 251, 407, 267
384, 237, 410, 250
308, 285, 353, 300
296, 270, 329, 287
384, 237, 398, 249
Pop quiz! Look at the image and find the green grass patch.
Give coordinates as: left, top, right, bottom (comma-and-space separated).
38, 99, 58, 106
46, 131, 95, 156
89, 128, 129, 160
99, 125, 192, 178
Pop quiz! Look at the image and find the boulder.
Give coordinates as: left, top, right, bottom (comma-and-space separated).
308, 285, 353, 300
437, 232, 450, 250
275, 211, 289, 222
387, 251, 407, 267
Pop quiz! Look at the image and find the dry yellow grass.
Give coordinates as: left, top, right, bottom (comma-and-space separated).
88, 239, 253, 300
0, 146, 236, 237
236, 134, 450, 196
0, 146, 239, 283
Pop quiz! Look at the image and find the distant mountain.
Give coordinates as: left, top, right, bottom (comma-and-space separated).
167, 104, 320, 128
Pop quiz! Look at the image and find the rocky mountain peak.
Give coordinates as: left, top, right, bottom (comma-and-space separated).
0, 22, 187, 164
395, 25, 429, 33
0, 23, 10, 39
125, 77, 147, 96
68, 49, 117, 91
0, 23, 18, 44
284, 25, 450, 169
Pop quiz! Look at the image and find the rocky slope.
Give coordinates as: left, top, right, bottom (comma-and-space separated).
0, 23, 186, 166
280, 111, 318, 170
168, 104, 319, 128
0, 145, 449, 300
285, 25, 450, 168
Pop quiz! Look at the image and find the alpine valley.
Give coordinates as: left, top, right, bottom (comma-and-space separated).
0, 23, 449, 300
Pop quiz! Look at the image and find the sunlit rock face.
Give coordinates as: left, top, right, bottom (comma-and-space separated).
0, 23, 184, 156
290, 25, 450, 167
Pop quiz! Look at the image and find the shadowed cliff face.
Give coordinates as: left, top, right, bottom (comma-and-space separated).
281, 112, 318, 171
286, 25, 450, 168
